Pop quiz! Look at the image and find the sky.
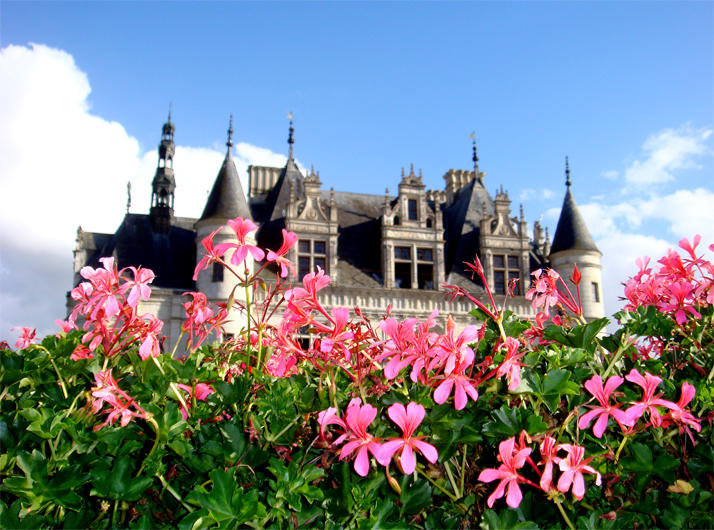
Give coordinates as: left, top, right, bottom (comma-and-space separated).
1, 1, 712, 342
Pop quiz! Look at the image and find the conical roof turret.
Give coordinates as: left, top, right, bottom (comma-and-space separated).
199, 116, 252, 222
550, 158, 600, 255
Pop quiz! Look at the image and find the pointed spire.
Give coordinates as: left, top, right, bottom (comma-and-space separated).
550, 162, 600, 255
287, 112, 294, 160
470, 131, 482, 184
565, 156, 571, 188
226, 114, 234, 151
168, 102, 172, 124
126, 181, 131, 214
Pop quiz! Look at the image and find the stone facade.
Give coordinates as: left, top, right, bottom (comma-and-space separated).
71, 116, 603, 349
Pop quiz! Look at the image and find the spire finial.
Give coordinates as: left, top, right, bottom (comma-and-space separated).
565, 156, 571, 187
287, 112, 294, 160
227, 114, 234, 150
470, 131, 482, 183
167, 102, 172, 124
126, 181, 131, 214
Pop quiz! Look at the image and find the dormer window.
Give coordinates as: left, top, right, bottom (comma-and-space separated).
298, 238, 327, 279
408, 199, 418, 221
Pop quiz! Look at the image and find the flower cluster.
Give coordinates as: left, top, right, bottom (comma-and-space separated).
67, 257, 161, 360
624, 235, 713, 323
318, 400, 438, 476
479, 433, 601, 508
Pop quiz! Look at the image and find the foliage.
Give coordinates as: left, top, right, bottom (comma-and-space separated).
1, 224, 712, 529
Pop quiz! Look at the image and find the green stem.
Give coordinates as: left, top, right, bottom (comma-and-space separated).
615, 435, 629, 464
459, 446, 467, 497
602, 337, 629, 379
244, 282, 253, 368
265, 416, 300, 447
444, 461, 461, 499
496, 316, 507, 342
111, 498, 119, 528
553, 496, 575, 530
150, 356, 190, 414
170, 330, 185, 359
136, 418, 161, 477
417, 467, 459, 502
157, 473, 195, 513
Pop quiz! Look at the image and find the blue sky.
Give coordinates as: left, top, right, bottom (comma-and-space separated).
1, 1, 712, 341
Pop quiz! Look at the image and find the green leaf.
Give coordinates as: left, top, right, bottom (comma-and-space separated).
187, 468, 266, 525
89, 455, 153, 501
399, 477, 431, 516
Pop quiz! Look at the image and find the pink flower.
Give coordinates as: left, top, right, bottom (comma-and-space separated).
539, 436, 561, 492
377, 402, 438, 474
91, 370, 149, 430
193, 227, 233, 281
578, 375, 631, 437
657, 280, 701, 325
138, 314, 164, 361
477, 436, 532, 508
557, 444, 601, 500
12, 327, 37, 350
525, 269, 561, 315
182, 292, 227, 351
123, 267, 155, 307
435, 316, 478, 376
433, 348, 478, 410
624, 369, 679, 427
377, 317, 418, 380
496, 337, 525, 391
267, 229, 298, 278
226, 217, 265, 266
318, 399, 382, 476
339, 400, 383, 476
175, 382, 215, 420
661, 382, 702, 443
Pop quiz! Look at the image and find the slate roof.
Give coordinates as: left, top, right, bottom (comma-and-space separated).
200, 150, 251, 222
81, 214, 197, 290
550, 187, 600, 255
443, 178, 495, 287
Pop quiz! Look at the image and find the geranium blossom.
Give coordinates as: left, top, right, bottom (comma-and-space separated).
12, 327, 37, 350
495, 337, 525, 390
661, 382, 702, 443
377, 402, 438, 474
557, 444, 601, 500
624, 369, 678, 427
433, 347, 478, 410
578, 375, 631, 437
91, 370, 149, 430
266, 229, 298, 277
226, 217, 265, 266
478, 436, 532, 508
318, 399, 382, 476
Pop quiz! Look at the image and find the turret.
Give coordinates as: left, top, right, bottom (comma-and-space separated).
149, 108, 176, 233
195, 116, 255, 305
549, 157, 604, 320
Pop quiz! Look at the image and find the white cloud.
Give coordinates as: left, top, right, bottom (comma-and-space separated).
519, 188, 555, 201
621, 125, 712, 189
0, 44, 288, 342
601, 169, 619, 180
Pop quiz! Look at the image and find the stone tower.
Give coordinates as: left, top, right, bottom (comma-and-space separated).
549, 157, 604, 320
195, 116, 255, 309
150, 109, 176, 234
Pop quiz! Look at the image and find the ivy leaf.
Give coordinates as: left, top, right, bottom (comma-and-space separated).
89, 455, 153, 501
187, 468, 265, 525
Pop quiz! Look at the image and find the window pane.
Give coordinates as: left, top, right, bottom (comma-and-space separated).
314, 257, 326, 270
395, 261, 411, 288
313, 240, 326, 254
493, 255, 505, 268
408, 199, 417, 220
507, 255, 519, 268
592, 282, 600, 303
298, 256, 310, 278
394, 246, 411, 260
494, 271, 506, 295
212, 262, 223, 282
417, 263, 433, 290
298, 240, 310, 253
417, 248, 433, 262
